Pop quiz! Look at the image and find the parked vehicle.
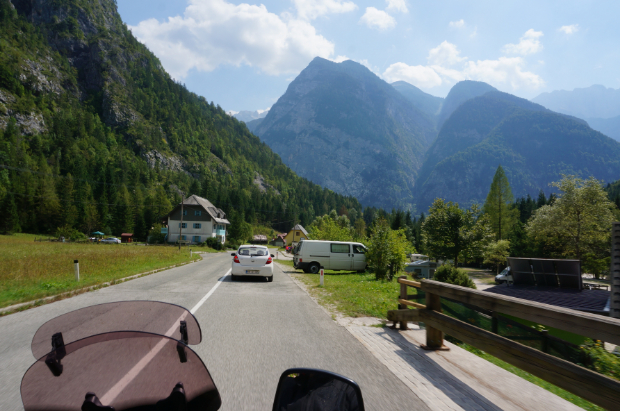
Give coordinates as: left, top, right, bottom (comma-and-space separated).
101, 237, 121, 244
231, 245, 274, 282
495, 266, 512, 284
293, 240, 367, 274
20, 301, 365, 410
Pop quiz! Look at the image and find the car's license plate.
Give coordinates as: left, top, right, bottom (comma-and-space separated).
246, 270, 259, 274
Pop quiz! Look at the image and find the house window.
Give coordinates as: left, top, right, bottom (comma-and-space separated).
183, 210, 187, 216
181, 235, 187, 240
194, 223, 201, 229
179, 223, 187, 228
195, 210, 202, 216
193, 236, 201, 242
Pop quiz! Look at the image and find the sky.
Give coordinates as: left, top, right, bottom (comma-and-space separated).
117, 0, 620, 113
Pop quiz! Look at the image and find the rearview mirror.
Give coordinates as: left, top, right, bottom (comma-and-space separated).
231, 253, 236, 256
271, 254, 275, 258
272, 368, 364, 411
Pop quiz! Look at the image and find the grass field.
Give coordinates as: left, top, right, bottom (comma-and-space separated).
0, 233, 200, 309
279, 260, 600, 410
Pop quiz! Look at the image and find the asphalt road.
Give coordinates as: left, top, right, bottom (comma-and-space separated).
0, 251, 430, 410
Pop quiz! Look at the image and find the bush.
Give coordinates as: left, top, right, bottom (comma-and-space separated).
55, 225, 86, 241
580, 339, 620, 380
205, 237, 224, 250
147, 223, 166, 244
434, 264, 477, 289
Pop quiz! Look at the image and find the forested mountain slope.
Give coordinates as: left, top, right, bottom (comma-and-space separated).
436, 80, 497, 129
0, 0, 361, 237
414, 92, 620, 210
253, 57, 435, 210
390, 81, 443, 126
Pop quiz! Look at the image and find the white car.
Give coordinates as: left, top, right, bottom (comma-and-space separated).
101, 237, 121, 244
231, 245, 274, 282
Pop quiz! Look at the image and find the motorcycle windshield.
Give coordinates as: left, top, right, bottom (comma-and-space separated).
31, 301, 201, 359
21, 331, 221, 411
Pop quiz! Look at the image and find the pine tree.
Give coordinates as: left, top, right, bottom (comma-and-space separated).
483, 165, 518, 240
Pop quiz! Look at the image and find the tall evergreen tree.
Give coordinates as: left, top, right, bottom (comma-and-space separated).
483, 165, 518, 240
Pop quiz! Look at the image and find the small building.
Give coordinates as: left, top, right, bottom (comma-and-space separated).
165, 195, 230, 244
120, 233, 133, 243
285, 224, 308, 246
271, 233, 286, 247
405, 260, 438, 279
252, 234, 268, 244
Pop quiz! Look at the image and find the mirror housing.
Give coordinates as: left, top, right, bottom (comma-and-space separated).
272, 368, 364, 411
271, 254, 275, 258
231, 253, 236, 257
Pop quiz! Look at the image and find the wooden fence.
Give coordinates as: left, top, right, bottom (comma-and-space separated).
387, 277, 620, 410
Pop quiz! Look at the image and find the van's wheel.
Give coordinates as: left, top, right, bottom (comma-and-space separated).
268, 276, 273, 282
308, 263, 320, 274
231, 274, 236, 281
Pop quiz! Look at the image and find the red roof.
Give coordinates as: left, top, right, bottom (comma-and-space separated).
121, 233, 133, 237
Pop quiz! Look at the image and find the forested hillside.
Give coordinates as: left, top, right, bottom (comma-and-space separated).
0, 0, 361, 238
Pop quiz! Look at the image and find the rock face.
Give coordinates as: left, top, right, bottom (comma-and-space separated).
532, 85, 620, 120
253, 57, 434, 210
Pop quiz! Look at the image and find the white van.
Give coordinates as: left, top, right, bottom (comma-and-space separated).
293, 240, 367, 273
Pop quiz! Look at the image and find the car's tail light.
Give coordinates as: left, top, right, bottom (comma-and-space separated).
233, 255, 240, 264
299, 258, 302, 262
266, 257, 272, 265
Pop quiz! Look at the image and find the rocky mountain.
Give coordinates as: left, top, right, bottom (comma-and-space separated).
436, 80, 497, 129
0, 0, 360, 236
586, 116, 620, 142
253, 57, 435, 209
414, 90, 620, 210
532, 85, 620, 120
390, 81, 443, 125
245, 117, 263, 134
230, 109, 269, 123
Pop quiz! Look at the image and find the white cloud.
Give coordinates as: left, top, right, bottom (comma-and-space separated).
129, 0, 335, 78
383, 63, 442, 88
293, 0, 357, 20
330, 55, 351, 63
360, 7, 396, 30
386, 0, 408, 13
502, 29, 544, 55
449, 19, 465, 28
427, 41, 466, 66
463, 57, 545, 89
558, 24, 579, 35
382, 42, 544, 91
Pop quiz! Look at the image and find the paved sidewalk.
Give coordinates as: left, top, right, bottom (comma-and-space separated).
338, 318, 583, 411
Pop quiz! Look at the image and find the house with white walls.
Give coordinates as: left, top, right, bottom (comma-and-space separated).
165, 195, 230, 244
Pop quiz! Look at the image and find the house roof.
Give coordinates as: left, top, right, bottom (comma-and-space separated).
120, 233, 133, 237
485, 285, 610, 314
290, 224, 308, 236
253, 235, 268, 241
167, 194, 230, 224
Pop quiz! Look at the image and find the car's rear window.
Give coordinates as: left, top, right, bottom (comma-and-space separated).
238, 247, 267, 256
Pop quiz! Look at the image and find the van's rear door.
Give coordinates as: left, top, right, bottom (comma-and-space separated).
330, 243, 352, 270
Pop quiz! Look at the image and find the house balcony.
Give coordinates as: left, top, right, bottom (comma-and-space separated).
216, 229, 226, 236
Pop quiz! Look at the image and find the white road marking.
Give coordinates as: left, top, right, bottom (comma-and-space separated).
191, 269, 231, 314
101, 269, 230, 404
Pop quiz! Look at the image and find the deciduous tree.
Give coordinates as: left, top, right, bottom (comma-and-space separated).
526, 175, 616, 264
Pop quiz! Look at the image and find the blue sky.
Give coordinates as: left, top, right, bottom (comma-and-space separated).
117, 0, 620, 113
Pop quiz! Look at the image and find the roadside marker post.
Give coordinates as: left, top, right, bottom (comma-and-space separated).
74, 260, 79, 282
320, 268, 324, 287
190, 249, 193, 258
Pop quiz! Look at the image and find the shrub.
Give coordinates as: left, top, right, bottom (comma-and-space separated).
206, 237, 224, 250
55, 225, 86, 241
580, 339, 620, 380
147, 223, 166, 244
434, 264, 477, 289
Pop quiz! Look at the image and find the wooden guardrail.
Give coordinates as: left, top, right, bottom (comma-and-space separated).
387, 276, 620, 410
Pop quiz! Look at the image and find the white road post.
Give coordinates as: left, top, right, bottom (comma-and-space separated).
191, 249, 193, 258
320, 268, 324, 287
74, 259, 79, 281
